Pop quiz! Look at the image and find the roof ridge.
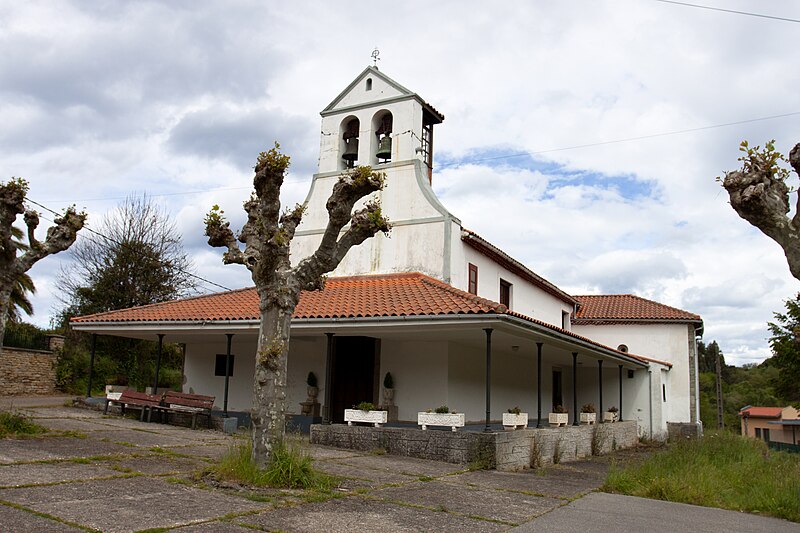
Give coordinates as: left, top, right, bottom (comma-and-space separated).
418, 274, 507, 312
573, 294, 701, 321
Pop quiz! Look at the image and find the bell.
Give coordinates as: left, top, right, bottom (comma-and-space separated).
376, 135, 392, 160
342, 138, 359, 162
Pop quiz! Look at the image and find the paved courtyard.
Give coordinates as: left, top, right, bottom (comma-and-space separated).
0, 399, 796, 532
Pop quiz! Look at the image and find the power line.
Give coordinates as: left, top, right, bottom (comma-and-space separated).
437, 111, 800, 169
653, 0, 800, 24
23, 198, 234, 293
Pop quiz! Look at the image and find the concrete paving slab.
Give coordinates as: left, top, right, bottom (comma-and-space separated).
313, 460, 418, 490
0, 437, 135, 464
171, 521, 257, 532
0, 503, 83, 532
0, 476, 267, 533
83, 428, 210, 448
448, 463, 605, 498
375, 479, 562, 525
109, 455, 205, 475
306, 445, 365, 460
334, 454, 466, 477
33, 418, 113, 433
0, 462, 122, 487
236, 496, 507, 532
513, 492, 800, 533
166, 443, 231, 460
18, 407, 103, 419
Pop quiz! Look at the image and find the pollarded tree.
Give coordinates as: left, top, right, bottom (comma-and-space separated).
0, 178, 85, 348
204, 144, 389, 467
721, 140, 800, 279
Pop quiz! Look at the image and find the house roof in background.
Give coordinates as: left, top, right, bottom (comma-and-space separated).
573, 294, 702, 325
739, 406, 783, 418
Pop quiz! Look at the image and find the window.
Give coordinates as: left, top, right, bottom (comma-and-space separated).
215, 354, 235, 377
366, 78, 373, 91
561, 311, 570, 330
755, 428, 762, 439
468, 263, 478, 295
763, 428, 771, 442
341, 117, 360, 169
662, 384, 667, 402
500, 279, 511, 308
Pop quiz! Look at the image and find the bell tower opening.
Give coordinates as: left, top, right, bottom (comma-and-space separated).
373, 111, 393, 164
341, 117, 360, 169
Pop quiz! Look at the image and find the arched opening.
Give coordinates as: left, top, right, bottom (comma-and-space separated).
373, 111, 392, 164
365, 78, 373, 91
340, 117, 360, 169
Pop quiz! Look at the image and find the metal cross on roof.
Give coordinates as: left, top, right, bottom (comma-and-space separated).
371, 48, 380, 67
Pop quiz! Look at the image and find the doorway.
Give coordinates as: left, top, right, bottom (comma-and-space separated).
330, 336, 378, 423
552, 369, 563, 410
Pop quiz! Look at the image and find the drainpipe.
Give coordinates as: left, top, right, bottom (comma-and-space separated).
484, 328, 493, 433
536, 342, 543, 428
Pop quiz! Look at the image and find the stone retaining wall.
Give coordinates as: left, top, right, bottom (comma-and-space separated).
311, 421, 638, 471
0, 347, 58, 396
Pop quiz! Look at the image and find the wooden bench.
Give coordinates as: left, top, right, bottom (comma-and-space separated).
157, 391, 215, 429
104, 390, 163, 422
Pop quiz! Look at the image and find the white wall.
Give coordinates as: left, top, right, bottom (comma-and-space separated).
380, 340, 449, 421
183, 336, 258, 412
572, 322, 692, 424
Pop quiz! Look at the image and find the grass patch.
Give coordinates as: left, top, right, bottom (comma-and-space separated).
0, 411, 46, 438
603, 431, 800, 522
211, 439, 337, 491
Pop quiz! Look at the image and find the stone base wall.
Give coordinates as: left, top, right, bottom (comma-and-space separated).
0, 347, 58, 396
667, 421, 703, 441
311, 421, 639, 471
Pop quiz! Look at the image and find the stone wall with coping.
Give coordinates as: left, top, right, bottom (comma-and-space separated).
0, 347, 58, 396
311, 421, 638, 471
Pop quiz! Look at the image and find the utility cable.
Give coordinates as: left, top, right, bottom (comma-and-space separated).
652, 0, 800, 24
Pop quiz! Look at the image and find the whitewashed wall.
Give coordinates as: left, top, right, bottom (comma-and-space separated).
380, 340, 449, 421
183, 336, 258, 412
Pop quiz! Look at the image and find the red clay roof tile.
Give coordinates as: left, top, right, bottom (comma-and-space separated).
573, 294, 701, 323
739, 406, 783, 418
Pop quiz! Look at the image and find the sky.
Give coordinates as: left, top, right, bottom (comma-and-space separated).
2, 0, 799, 366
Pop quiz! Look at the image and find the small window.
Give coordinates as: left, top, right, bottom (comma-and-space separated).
627, 369, 634, 379
662, 384, 666, 402
755, 428, 762, 439
561, 311, 570, 329
500, 279, 511, 308
366, 78, 373, 91
215, 354, 235, 377
763, 428, 770, 442
468, 264, 478, 295
617, 344, 628, 353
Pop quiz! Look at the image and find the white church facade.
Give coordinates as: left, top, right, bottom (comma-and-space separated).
73, 67, 703, 440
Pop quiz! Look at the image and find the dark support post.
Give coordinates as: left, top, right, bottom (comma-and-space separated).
572, 352, 579, 426
86, 334, 97, 398
152, 334, 165, 394
536, 342, 543, 428
598, 359, 604, 419
484, 328, 493, 433
618, 364, 624, 421
223, 334, 233, 417
323, 333, 334, 424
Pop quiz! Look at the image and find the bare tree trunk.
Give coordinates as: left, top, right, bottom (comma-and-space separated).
0, 284, 13, 350
251, 302, 293, 468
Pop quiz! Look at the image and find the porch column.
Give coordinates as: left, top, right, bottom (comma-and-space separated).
618, 364, 623, 422
536, 342, 543, 428
598, 359, 603, 418
153, 334, 164, 393
86, 333, 97, 398
484, 328, 493, 433
572, 352, 579, 426
223, 334, 233, 418
322, 333, 334, 424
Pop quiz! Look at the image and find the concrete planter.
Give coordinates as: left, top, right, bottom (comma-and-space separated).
580, 412, 597, 425
418, 412, 465, 431
502, 412, 528, 430
344, 409, 387, 427
603, 411, 619, 423
548, 412, 568, 427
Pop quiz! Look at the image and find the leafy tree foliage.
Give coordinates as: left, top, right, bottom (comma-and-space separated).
767, 294, 800, 403
56, 195, 195, 391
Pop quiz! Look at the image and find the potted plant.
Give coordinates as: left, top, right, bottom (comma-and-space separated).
306, 371, 319, 401
417, 405, 465, 431
383, 372, 394, 404
344, 401, 388, 427
603, 406, 619, 423
548, 405, 569, 427
580, 403, 597, 425
502, 406, 528, 430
